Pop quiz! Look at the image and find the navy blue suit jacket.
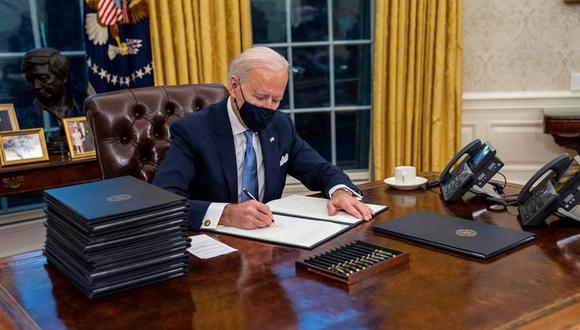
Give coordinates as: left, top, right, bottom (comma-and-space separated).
153, 98, 360, 229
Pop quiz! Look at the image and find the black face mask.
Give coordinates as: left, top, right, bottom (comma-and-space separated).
234, 81, 277, 132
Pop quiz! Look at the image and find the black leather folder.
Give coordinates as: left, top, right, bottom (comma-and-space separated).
45, 250, 188, 298
45, 240, 188, 281
45, 203, 188, 235
44, 175, 187, 226
45, 208, 188, 242
45, 237, 188, 275
45, 224, 187, 254
373, 212, 535, 259
43, 176, 192, 298
45, 229, 189, 265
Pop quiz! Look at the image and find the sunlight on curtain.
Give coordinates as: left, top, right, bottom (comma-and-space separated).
148, 0, 252, 86
372, 0, 463, 179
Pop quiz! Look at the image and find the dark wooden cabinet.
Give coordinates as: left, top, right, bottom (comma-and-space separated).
0, 156, 101, 197
544, 113, 580, 155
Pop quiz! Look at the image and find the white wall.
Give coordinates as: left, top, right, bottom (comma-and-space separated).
463, 0, 580, 92
462, 0, 580, 184
462, 92, 578, 184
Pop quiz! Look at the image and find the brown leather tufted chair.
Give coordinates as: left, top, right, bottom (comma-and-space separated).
85, 84, 228, 182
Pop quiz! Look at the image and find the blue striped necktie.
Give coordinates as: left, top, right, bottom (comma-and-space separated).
241, 130, 258, 202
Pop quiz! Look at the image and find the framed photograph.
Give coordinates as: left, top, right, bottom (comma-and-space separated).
0, 103, 20, 132
0, 128, 49, 166
63, 116, 96, 159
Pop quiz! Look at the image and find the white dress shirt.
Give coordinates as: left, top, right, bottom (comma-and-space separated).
200, 97, 360, 229
201, 98, 264, 229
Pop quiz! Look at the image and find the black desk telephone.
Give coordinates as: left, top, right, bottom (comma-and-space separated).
439, 139, 504, 202
517, 154, 580, 226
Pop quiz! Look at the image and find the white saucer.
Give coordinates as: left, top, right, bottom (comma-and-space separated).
384, 176, 428, 190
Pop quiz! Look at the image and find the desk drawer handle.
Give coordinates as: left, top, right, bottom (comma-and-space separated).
3, 176, 24, 189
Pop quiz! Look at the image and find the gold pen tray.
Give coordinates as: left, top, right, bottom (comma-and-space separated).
295, 240, 409, 285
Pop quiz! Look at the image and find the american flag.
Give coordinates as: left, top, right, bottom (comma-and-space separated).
121, 0, 131, 24
98, 0, 123, 26
84, 0, 154, 93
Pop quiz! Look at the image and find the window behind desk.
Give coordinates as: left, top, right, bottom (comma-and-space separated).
0, 0, 86, 216
0, 1, 372, 216
251, 0, 373, 171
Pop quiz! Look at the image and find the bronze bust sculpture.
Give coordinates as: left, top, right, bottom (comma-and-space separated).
21, 48, 83, 131
21, 48, 84, 154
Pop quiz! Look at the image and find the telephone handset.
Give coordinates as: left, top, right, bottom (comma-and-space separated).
440, 140, 482, 182
517, 154, 572, 226
439, 139, 504, 202
554, 155, 580, 213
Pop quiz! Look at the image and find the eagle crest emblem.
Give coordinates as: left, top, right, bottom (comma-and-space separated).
84, 0, 149, 60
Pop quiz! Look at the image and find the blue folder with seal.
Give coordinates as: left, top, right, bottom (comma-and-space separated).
373, 211, 535, 259
43, 176, 191, 298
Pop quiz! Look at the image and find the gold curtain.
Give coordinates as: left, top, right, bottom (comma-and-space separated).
372, 0, 463, 179
148, 0, 253, 86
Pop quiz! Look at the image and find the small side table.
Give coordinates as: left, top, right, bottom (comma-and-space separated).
544, 109, 580, 155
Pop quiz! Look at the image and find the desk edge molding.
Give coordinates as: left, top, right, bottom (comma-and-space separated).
0, 284, 41, 330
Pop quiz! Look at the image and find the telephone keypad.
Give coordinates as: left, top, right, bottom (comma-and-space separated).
520, 189, 557, 224
442, 171, 471, 200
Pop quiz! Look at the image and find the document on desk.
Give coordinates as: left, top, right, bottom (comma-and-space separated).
207, 195, 388, 249
187, 234, 238, 259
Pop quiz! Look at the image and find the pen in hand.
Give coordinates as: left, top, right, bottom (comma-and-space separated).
242, 188, 277, 226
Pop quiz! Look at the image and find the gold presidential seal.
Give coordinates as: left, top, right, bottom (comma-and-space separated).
455, 229, 478, 237
106, 194, 132, 202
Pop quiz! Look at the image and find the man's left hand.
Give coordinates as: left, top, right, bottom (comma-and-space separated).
327, 189, 373, 221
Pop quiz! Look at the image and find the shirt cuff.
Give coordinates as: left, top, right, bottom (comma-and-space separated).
328, 184, 363, 200
200, 202, 228, 229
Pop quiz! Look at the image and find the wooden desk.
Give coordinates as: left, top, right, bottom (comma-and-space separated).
1, 180, 580, 329
0, 156, 101, 197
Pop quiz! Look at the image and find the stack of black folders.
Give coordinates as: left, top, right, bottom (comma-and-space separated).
296, 241, 409, 284
43, 176, 190, 299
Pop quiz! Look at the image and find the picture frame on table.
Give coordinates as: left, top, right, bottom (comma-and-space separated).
63, 116, 96, 159
0, 103, 20, 132
0, 128, 49, 166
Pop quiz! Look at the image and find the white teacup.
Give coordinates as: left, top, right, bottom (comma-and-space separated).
394, 166, 416, 184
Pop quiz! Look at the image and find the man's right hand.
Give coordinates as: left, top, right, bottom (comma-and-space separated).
219, 200, 274, 229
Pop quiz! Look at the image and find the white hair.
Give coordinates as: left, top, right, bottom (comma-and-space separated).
228, 47, 289, 81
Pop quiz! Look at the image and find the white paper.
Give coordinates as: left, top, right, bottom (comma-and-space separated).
187, 234, 238, 259
267, 194, 388, 224
207, 195, 388, 248
212, 215, 349, 249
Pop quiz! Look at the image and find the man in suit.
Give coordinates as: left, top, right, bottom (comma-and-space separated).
153, 47, 372, 230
